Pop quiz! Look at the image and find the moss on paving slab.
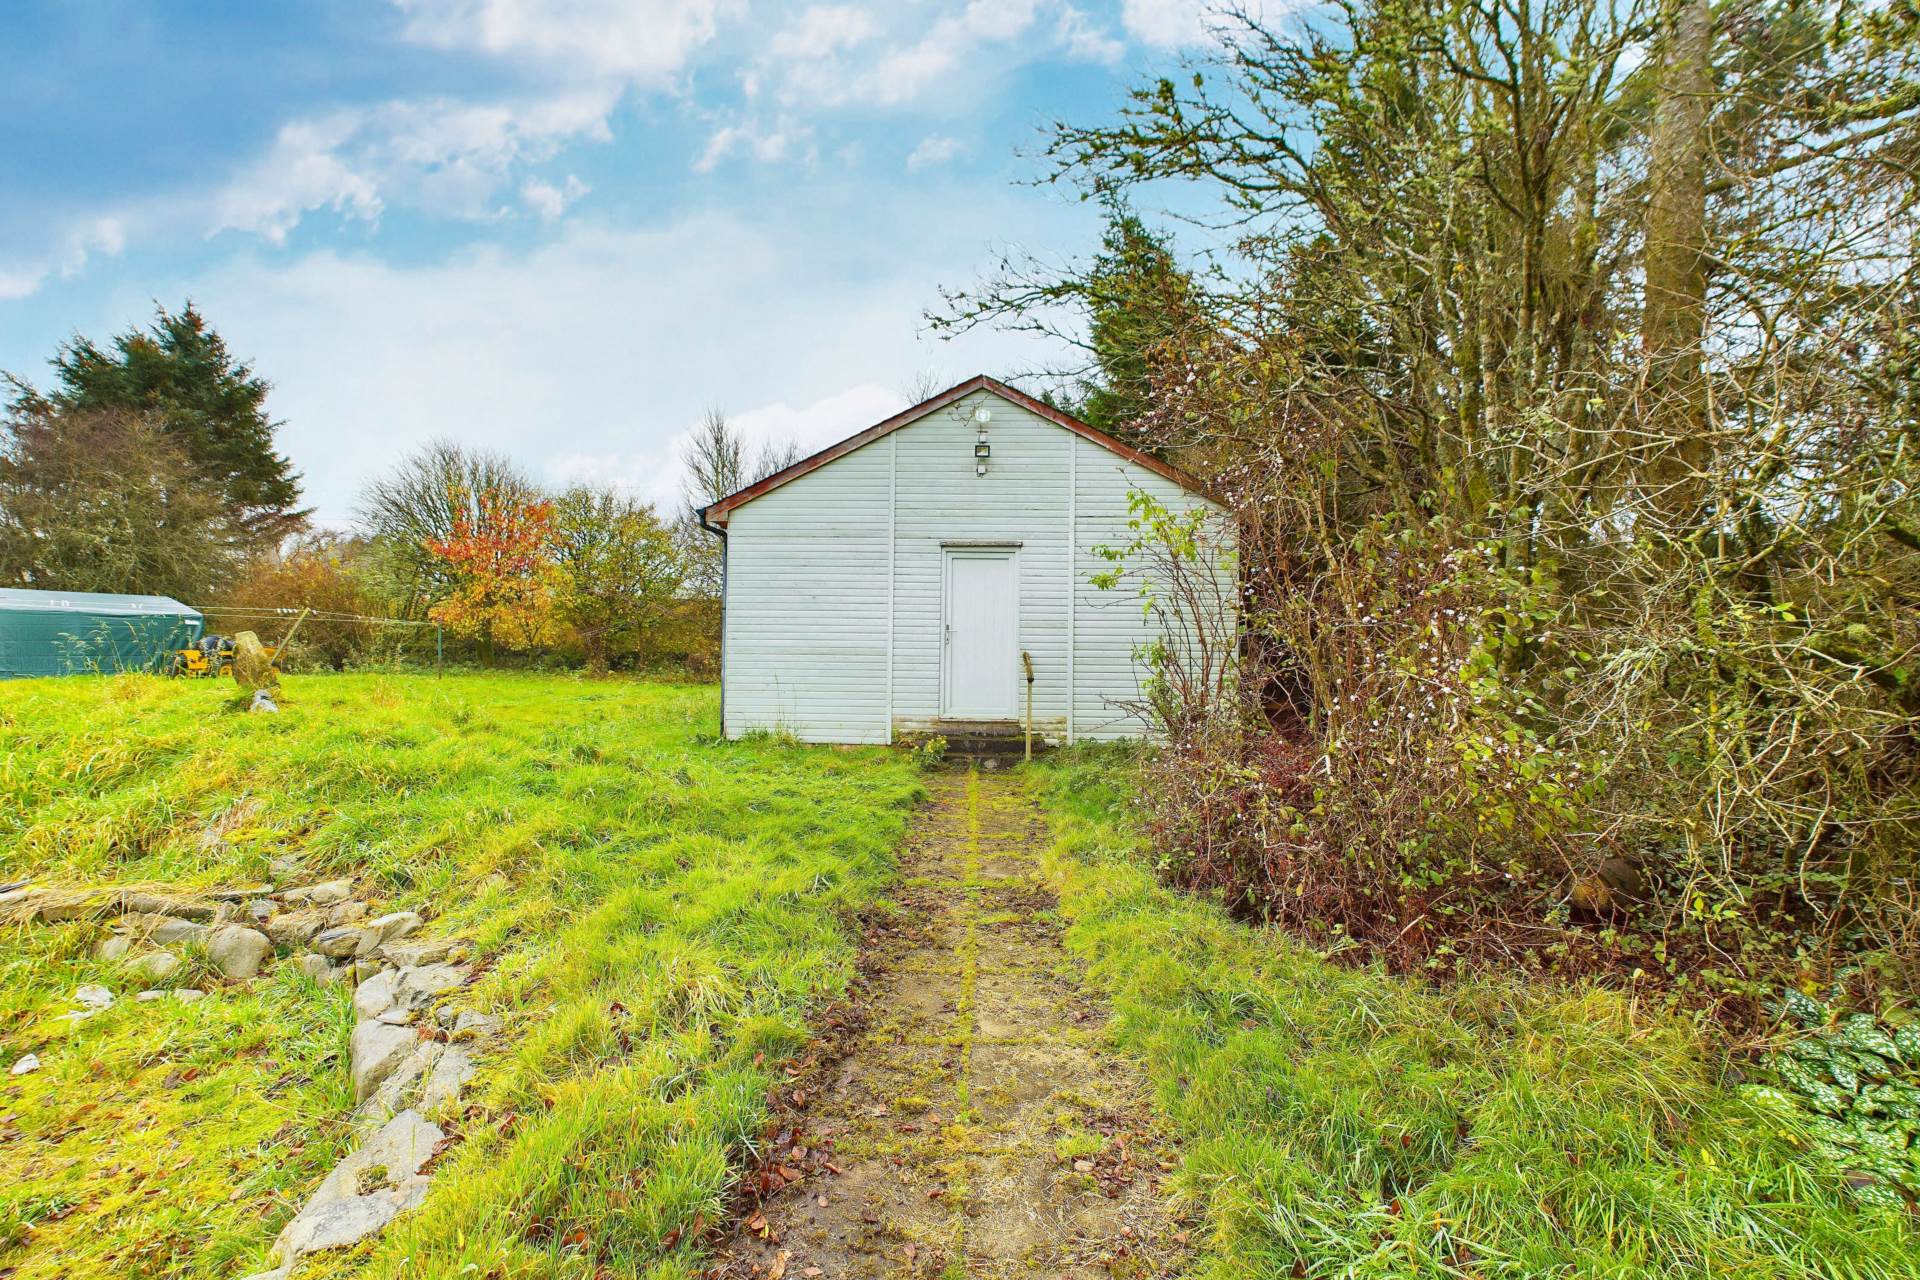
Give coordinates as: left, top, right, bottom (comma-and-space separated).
711, 768, 1191, 1280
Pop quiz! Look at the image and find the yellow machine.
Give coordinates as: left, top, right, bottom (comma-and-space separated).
169, 634, 275, 677
168, 610, 305, 680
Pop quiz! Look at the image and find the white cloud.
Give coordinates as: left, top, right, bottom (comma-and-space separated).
521, 174, 590, 219
906, 133, 964, 171
179, 209, 1076, 525
731, 384, 907, 457
1120, 0, 1291, 48
1056, 5, 1126, 61
695, 117, 815, 172
0, 215, 129, 301
768, 5, 879, 60
211, 88, 618, 242
757, 0, 1046, 110
0, 264, 48, 301
393, 0, 735, 83
551, 383, 907, 511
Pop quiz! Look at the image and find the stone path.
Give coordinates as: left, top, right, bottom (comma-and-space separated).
712, 768, 1190, 1279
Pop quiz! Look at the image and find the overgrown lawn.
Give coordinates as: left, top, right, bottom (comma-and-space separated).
1032, 745, 1920, 1279
0, 673, 921, 1279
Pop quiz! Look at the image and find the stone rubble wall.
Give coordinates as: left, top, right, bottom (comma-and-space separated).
2, 872, 498, 1278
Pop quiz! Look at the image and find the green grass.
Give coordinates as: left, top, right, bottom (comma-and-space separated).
1030, 745, 1920, 1279
0, 673, 921, 1279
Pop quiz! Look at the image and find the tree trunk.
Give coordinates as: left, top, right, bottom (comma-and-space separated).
1643, 0, 1713, 525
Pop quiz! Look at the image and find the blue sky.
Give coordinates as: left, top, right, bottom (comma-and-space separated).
0, 1, 1256, 526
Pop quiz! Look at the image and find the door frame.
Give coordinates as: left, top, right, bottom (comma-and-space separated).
939, 544, 1021, 720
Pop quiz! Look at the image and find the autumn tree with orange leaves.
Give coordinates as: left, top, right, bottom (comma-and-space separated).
422, 487, 559, 657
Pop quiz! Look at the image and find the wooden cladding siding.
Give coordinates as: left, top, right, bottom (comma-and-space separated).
722, 441, 891, 743
720, 387, 1229, 744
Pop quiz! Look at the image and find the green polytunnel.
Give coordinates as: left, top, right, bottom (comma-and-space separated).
0, 589, 204, 679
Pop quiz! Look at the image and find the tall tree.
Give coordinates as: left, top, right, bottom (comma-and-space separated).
551, 487, 685, 672
6, 303, 306, 548
356, 440, 537, 617
678, 409, 800, 597
1078, 205, 1201, 435
1643, 0, 1715, 523
941, 0, 1920, 987
422, 488, 558, 656
0, 405, 242, 598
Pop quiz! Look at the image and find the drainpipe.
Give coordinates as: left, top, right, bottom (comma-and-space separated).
697, 503, 728, 734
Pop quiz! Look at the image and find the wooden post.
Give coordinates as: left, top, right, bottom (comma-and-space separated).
1021, 651, 1034, 762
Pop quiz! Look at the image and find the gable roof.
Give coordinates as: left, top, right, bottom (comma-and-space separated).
699, 374, 1210, 529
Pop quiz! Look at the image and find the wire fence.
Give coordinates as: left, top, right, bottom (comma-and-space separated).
189, 606, 445, 672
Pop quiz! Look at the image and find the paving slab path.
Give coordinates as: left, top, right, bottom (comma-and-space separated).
713, 768, 1190, 1280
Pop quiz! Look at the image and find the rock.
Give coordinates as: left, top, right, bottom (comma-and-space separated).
450, 1011, 500, 1041
276, 1194, 397, 1258
350, 1021, 419, 1101
210, 883, 273, 902
135, 988, 206, 1003
294, 954, 334, 982
310, 927, 364, 959
357, 1040, 440, 1122
265, 908, 326, 947
148, 917, 211, 946
394, 963, 466, 1008
359, 964, 470, 1028
1599, 855, 1647, 903
11, 1053, 39, 1076
246, 899, 276, 922
207, 925, 273, 979
380, 939, 461, 967
3, 888, 108, 925
353, 969, 401, 1020
268, 855, 301, 879
124, 951, 183, 986
418, 1045, 475, 1112
41, 890, 111, 922
325, 900, 368, 927
272, 1110, 441, 1263
281, 878, 353, 908
74, 984, 114, 1010
95, 934, 132, 962
355, 912, 422, 957
117, 891, 215, 920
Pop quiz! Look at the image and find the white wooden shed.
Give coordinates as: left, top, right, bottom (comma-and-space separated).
699, 375, 1230, 745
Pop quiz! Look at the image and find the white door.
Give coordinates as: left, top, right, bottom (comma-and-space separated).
943, 549, 1017, 718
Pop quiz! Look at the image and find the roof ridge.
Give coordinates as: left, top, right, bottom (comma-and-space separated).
699, 373, 1211, 527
